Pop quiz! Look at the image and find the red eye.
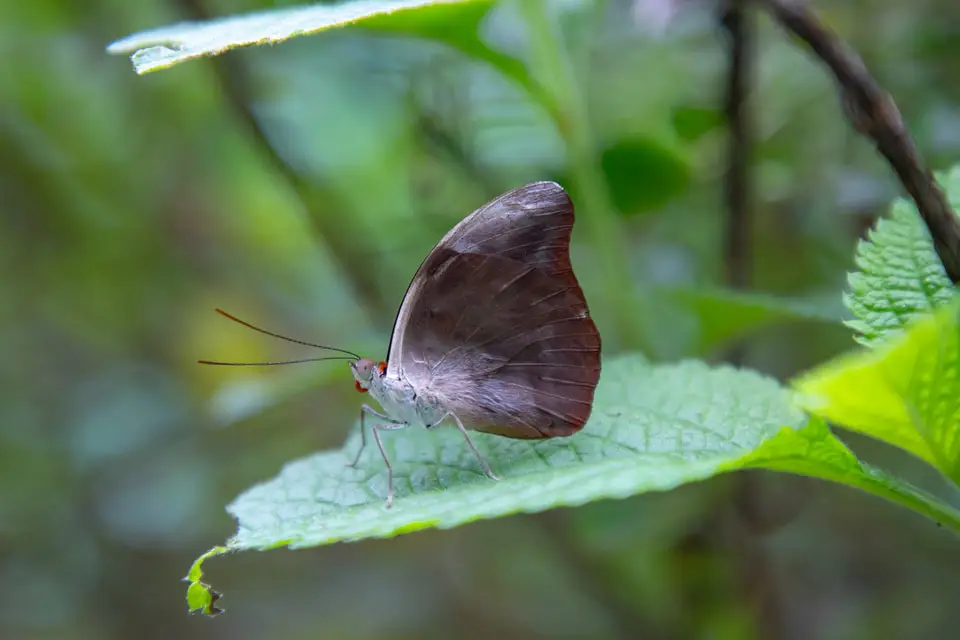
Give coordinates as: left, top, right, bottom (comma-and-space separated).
377, 361, 387, 375
354, 380, 368, 393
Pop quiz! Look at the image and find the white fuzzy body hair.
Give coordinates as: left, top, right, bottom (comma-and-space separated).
368, 370, 446, 429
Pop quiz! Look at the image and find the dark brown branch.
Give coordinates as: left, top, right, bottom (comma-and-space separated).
721, 0, 753, 291
762, 0, 960, 284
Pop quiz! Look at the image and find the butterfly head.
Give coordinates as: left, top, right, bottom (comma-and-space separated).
350, 358, 387, 393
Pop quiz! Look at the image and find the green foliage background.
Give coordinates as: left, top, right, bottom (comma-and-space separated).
3, 0, 960, 638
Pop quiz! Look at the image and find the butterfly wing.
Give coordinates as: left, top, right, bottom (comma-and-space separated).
387, 182, 601, 438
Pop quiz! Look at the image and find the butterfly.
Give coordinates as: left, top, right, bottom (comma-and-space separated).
347, 181, 601, 506
202, 181, 601, 508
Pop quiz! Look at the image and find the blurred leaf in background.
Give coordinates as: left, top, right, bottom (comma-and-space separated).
3, 0, 960, 638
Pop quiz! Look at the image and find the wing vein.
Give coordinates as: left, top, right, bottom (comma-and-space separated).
538, 376, 597, 388
504, 362, 597, 369
497, 380, 593, 406
527, 286, 576, 308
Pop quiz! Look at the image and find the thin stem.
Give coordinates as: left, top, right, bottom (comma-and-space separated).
517, 0, 641, 349
173, 0, 392, 324
762, 0, 960, 284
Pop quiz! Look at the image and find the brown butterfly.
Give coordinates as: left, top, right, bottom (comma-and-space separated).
203, 182, 601, 507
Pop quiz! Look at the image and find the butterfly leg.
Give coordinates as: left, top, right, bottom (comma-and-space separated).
370, 422, 409, 509
348, 404, 394, 468
440, 412, 500, 482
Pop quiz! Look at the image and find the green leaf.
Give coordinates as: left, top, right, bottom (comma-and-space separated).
844, 165, 959, 346
671, 104, 723, 142
186, 355, 960, 613
107, 1, 551, 140
225, 357, 805, 548
107, 1, 479, 75
731, 417, 960, 530
184, 546, 230, 616
355, 1, 538, 100
666, 287, 844, 354
635, 286, 844, 360
599, 137, 691, 216
551, 137, 693, 219
795, 299, 960, 483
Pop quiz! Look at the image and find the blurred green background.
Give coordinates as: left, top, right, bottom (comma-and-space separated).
3, 0, 960, 638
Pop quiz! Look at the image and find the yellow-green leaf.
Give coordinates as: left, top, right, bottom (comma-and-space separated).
183, 546, 231, 616
795, 300, 960, 482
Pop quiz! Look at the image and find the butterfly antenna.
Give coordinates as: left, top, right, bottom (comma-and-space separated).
211, 308, 361, 360
198, 356, 358, 366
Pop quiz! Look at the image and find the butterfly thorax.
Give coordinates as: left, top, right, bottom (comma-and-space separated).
368, 368, 446, 429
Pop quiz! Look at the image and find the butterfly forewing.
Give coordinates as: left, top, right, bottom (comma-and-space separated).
388, 182, 601, 438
